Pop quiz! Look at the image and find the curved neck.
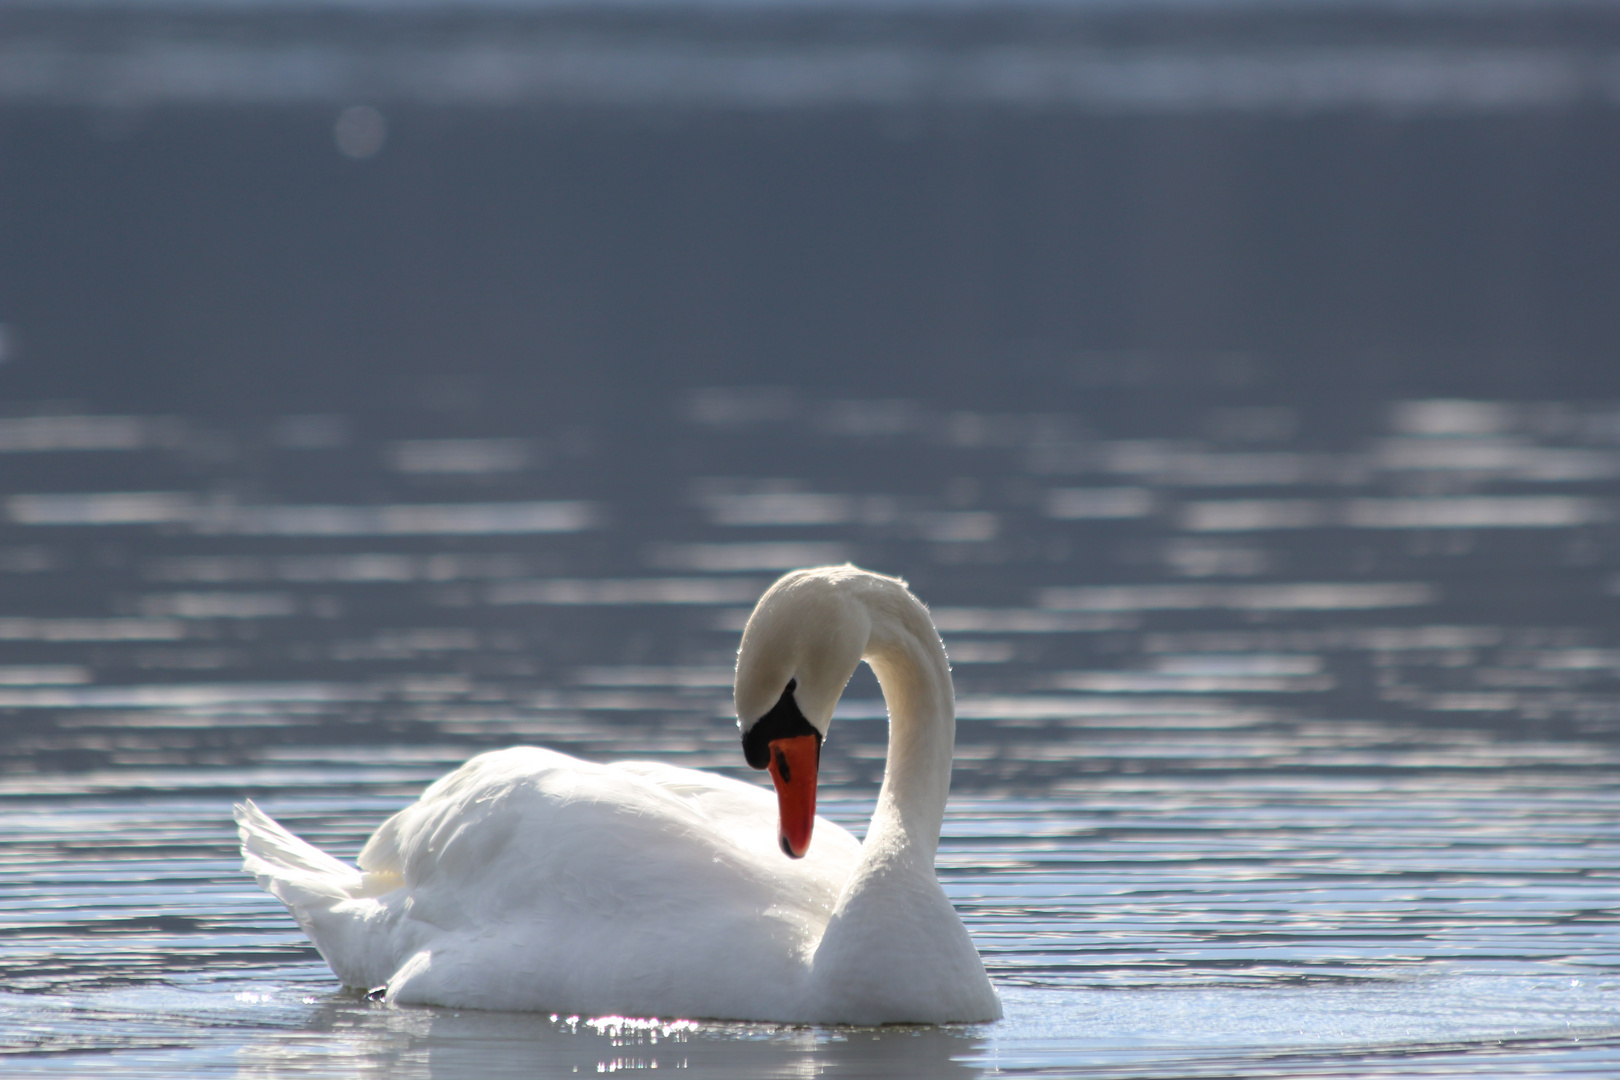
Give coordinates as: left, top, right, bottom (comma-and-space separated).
856, 581, 956, 868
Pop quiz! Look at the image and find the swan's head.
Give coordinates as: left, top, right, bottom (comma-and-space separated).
735, 567, 871, 859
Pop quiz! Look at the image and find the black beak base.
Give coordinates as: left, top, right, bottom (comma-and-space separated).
741, 679, 822, 769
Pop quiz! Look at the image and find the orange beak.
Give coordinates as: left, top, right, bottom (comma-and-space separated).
766, 734, 820, 858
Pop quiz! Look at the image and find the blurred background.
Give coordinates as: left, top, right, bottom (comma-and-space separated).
2, 0, 1620, 1075
3, 0, 1620, 762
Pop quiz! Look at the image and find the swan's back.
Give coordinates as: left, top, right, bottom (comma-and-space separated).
239, 747, 861, 1017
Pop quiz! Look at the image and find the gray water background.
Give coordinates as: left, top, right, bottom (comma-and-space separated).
2, 2, 1620, 1075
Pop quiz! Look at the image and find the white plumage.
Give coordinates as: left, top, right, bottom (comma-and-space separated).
237, 566, 1001, 1023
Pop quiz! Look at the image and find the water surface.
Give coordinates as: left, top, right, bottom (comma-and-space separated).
1, 393, 1618, 1076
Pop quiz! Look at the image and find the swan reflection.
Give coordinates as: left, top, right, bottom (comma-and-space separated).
235, 997, 987, 1080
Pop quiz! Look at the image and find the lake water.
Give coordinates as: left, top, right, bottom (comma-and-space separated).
3, 1, 1620, 1070
0, 392, 1617, 1078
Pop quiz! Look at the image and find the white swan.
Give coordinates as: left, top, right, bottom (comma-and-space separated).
236, 565, 1001, 1024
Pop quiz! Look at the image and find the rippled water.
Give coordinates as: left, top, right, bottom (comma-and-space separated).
2, 395, 1619, 1076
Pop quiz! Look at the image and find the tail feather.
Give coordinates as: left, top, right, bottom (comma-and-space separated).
235, 799, 363, 900
235, 799, 398, 988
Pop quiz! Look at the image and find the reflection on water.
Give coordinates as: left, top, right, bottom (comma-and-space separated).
5, 494, 598, 536
3, 394, 1618, 753
6, 10, 1620, 115
1, 394, 1619, 1076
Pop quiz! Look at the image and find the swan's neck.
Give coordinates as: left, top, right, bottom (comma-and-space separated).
859, 586, 955, 868
792, 570, 1001, 1022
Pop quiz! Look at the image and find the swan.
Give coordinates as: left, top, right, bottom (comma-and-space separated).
235, 565, 1001, 1024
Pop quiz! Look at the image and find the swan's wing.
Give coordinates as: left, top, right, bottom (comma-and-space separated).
609, 758, 863, 873
327, 747, 862, 1014
356, 750, 859, 900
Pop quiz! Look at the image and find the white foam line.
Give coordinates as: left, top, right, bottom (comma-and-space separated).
0, 415, 165, 453
1184, 496, 1611, 531
490, 577, 766, 606
0, 682, 367, 709
930, 608, 1136, 634
7, 492, 197, 525
1, 40, 1612, 113
574, 666, 735, 688
1048, 672, 1335, 693
0, 617, 187, 641
1039, 582, 1437, 612
644, 541, 852, 572
6, 494, 599, 535
0, 665, 92, 686
207, 501, 599, 535
953, 694, 1254, 720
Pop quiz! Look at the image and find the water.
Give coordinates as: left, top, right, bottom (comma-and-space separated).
10, 0, 1620, 124
3, 0, 1620, 1066
1, 391, 1618, 1077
